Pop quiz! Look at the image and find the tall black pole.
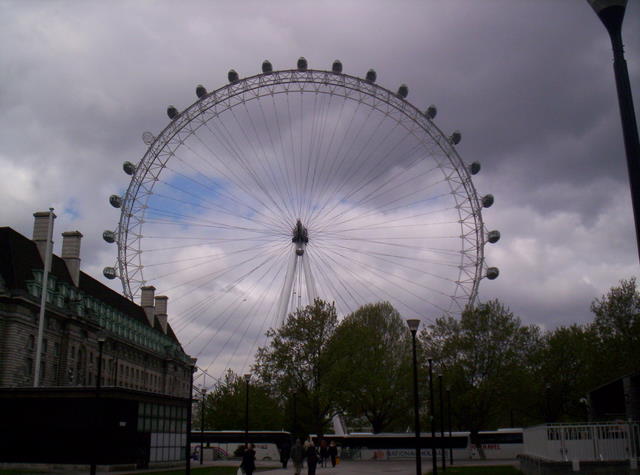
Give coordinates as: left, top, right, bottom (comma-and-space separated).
410, 329, 422, 475
244, 374, 250, 447
439, 374, 446, 471
90, 337, 105, 475
200, 388, 206, 465
447, 387, 453, 466
186, 361, 196, 475
589, 1, 640, 262
428, 358, 437, 475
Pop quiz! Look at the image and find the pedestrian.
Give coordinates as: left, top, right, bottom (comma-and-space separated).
280, 438, 291, 469
305, 439, 318, 475
319, 439, 329, 467
329, 441, 338, 467
291, 438, 304, 475
240, 443, 256, 475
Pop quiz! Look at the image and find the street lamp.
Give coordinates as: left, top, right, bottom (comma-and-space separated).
428, 358, 438, 475
200, 388, 207, 465
587, 0, 640, 262
96, 336, 106, 390
244, 374, 251, 447
446, 386, 453, 466
90, 335, 107, 475
406, 318, 422, 475
438, 374, 446, 472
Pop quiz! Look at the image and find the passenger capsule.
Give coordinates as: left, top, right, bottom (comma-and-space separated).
397, 84, 408, 99
481, 194, 494, 208
332, 60, 343, 73
297, 57, 308, 71
486, 267, 500, 280
365, 69, 377, 83
103, 267, 117, 280
469, 162, 481, 175
487, 230, 501, 244
109, 195, 122, 208
196, 84, 207, 98
122, 161, 136, 175
449, 131, 462, 145
167, 106, 179, 120
142, 131, 155, 145
262, 60, 273, 73
426, 105, 437, 119
228, 69, 239, 83
103, 230, 116, 243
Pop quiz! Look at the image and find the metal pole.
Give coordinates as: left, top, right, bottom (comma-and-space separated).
97, 339, 104, 390
186, 362, 196, 475
34, 208, 55, 387
244, 374, 250, 447
439, 374, 445, 471
410, 330, 422, 475
447, 387, 453, 465
200, 388, 206, 464
590, 1, 640, 262
428, 358, 438, 475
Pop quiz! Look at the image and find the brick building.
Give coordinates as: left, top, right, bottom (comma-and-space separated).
0, 211, 193, 397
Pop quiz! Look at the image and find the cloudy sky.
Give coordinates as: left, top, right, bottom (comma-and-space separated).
1, 0, 638, 380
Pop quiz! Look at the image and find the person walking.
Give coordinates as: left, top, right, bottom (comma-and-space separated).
291, 438, 304, 475
319, 439, 329, 467
329, 441, 338, 467
305, 439, 318, 475
280, 438, 291, 469
240, 443, 256, 475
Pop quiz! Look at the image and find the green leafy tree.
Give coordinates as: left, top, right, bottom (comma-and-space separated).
590, 277, 640, 382
198, 370, 284, 431
419, 300, 541, 457
253, 299, 338, 436
533, 324, 599, 423
326, 302, 413, 433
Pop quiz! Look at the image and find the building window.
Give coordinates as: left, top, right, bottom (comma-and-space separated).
54, 342, 60, 356
25, 358, 33, 377
27, 335, 35, 351
42, 339, 48, 354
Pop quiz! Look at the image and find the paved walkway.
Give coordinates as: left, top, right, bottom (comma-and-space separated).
191, 458, 519, 475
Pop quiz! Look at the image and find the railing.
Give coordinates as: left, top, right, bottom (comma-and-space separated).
523, 422, 639, 462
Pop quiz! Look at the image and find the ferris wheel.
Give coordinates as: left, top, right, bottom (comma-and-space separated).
103, 58, 500, 375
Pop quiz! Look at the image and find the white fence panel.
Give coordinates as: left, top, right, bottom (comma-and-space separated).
523, 422, 639, 462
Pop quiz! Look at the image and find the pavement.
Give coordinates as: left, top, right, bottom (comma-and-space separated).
189, 458, 520, 474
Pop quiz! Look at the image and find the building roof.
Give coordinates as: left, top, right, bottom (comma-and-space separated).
0, 226, 183, 348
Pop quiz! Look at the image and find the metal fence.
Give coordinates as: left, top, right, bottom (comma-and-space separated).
523, 422, 639, 462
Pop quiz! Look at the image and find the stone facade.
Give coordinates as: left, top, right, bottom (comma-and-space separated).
0, 213, 193, 397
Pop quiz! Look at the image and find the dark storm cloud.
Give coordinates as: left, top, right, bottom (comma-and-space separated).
1, 0, 638, 374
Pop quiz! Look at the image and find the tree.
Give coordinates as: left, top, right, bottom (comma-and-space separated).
533, 324, 599, 423
198, 370, 284, 431
590, 277, 640, 381
326, 302, 413, 433
253, 299, 338, 436
419, 300, 541, 457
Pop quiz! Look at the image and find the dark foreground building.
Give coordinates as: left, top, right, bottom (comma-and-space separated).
0, 387, 190, 469
0, 211, 195, 468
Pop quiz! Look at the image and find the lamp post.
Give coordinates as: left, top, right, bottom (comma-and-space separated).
244, 374, 251, 447
406, 319, 422, 475
438, 374, 446, 472
587, 0, 640, 262
96, 336, 105, 390
200, 388, 206, 465
428, 358, 438, 475
186, 359, 197, 475
90, 335, 107, 475
446, 386, 453, 465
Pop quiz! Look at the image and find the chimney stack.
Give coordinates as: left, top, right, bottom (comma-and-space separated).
32, 211, 56, 264
61, 231, 83, 287
140, 286, 156, 327
155, 295, 168, 334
